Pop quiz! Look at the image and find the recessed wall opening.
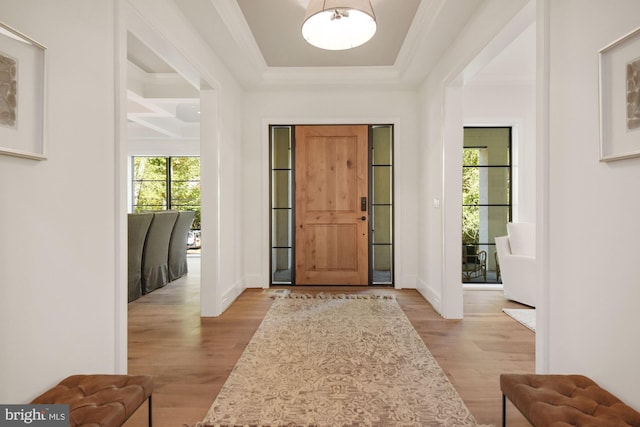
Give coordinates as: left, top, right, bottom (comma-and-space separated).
269, 124, 394, 286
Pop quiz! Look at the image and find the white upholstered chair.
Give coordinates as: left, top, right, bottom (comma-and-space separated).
494, 222, 536, 307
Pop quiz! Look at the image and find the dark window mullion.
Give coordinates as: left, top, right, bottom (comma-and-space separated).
166, 157, 172, 210
463, 165, 511, 168
463, 204, 511, 207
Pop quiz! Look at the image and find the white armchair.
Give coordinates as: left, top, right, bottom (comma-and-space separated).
495, 222, 536, 307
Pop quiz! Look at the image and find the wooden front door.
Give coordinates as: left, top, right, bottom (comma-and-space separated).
295, 125, 369, 285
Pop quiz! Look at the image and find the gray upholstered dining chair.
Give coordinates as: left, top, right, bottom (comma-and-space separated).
168, 210, 196, 281
141, 211, 179, 294
127, 213, 153, 302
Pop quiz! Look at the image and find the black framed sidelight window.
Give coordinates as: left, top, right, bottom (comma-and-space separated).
462, 127, 511, 284
269, 127, 294, 284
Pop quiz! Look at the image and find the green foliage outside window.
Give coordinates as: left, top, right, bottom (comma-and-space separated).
132, 156, 201, 229
133, 157, 167, 210
462, 149, 479, 244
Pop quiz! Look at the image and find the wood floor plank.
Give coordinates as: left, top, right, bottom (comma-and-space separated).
127, 259, 533, 427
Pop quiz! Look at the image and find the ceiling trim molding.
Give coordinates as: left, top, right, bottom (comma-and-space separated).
259, 66, 405, 89
127, 62, 200, 99
202, 0, 430, 89
126, 1, 201, 89
462, 0, 536, 85
466, 75, 536, 86
394, 0, 447, 73
164, 0, 533, 91
208, 0, 268, 71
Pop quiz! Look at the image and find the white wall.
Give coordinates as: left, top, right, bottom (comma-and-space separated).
546, 0, 640, 408
0, 0, 246, 402
0, 0, 118, 402
242, 87, 419, 289
417, 0, 529, 318
464, 83, 536, 222
128, 140, 200, 157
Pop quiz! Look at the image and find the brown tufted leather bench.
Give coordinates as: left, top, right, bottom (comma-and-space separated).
31, 374, 153, 427
501, 374, 640, 427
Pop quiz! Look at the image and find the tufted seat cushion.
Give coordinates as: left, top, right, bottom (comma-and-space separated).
501, 374, 640, 427
31, 374, 153, 427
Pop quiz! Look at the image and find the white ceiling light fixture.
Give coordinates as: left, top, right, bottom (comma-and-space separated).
302, 0, 377, 51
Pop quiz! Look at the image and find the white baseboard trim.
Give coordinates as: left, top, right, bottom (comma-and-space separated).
416, 277, 442, 316
243, 274, 264, 288
396, 274, 417, 289
220, 280, 245, 313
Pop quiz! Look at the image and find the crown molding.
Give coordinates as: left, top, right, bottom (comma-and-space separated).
209, 0, 267, 71
394, 0, 448, 73
258, 65, 408, 90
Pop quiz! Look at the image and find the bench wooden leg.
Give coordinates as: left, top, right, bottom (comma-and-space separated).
502, 393, 506, 427
148, 395, 153, 427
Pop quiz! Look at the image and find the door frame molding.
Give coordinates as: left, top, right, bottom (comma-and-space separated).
261, 117, 404, 289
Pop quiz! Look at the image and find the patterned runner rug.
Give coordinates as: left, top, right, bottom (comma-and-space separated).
197, 293, 490, 427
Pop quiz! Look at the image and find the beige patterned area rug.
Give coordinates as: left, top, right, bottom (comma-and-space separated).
197, 294, 490, 427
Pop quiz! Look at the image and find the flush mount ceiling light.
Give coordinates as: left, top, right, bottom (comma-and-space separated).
302, 0, 377, 50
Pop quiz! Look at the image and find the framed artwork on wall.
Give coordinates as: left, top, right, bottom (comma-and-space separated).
599, 26, 640, 161
0, 21, 46, 160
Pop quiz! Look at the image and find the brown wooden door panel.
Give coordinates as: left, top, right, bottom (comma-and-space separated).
295, 125, 368, 285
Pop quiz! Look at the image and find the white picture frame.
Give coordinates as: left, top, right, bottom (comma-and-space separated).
0, 21, 47, 160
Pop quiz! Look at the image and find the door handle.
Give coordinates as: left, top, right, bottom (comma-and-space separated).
360, 216, 367, 221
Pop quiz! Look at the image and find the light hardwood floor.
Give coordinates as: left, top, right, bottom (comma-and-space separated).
127, 258, 534, 427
